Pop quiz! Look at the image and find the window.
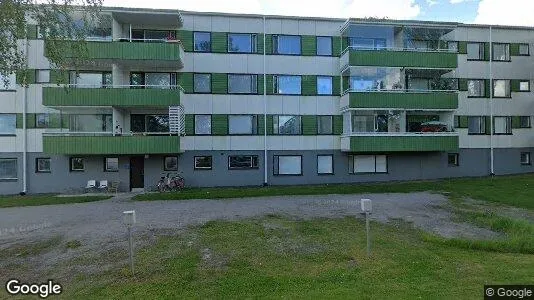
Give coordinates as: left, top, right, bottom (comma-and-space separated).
519, 43, 530, 56
164, 156, 178, 171
273, 35, 301, 55
0, 114, 16, 135
352, 115, 375, 133
448, 153, 459, 167
0, 73, 16, 90
317, 116, 333, 135
142, 73, 176, 89
468, 116, 486, 134
349, 155, 387, 174
521, 152, 531, 165
70, 72, 112, 88
35, 70, 50, 83
467, 42, 484, 60
194, 156, 212, 170
316, 36, 332, 56
317, 155, 333, 174
493, 80, 511, 97
70, 158, 85, 172
274, 155, 302, 175
228, 155, 259, 170
36, 114, 49, 128
350, 37, 386, 50
228, 115, 257, 135
275, 75, 301, 95
194, 73, 211, 93
35, 158, 51, 173
494, 116, 512, 134
104, 157, 119, 172
317, 76, 333, 95
69, 114, 113, 132
467, 80, 485, 97
447, 41, 458, 52
519, 80, 530, 92
0, 159, 17, 180
130, 115, 169, 133
273, 115, 302, 135
228, 33, 256, 53
493, 43, 510, 61
520, 116, 531, 128
194, 32, 211, 52
228, 74, 257, 94
195, 115, 212, 135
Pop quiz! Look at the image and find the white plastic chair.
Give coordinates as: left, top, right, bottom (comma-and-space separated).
98, 180, 109, 191
85, 180, 96, 193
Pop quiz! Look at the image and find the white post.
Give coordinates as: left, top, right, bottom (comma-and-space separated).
489, 26, 494, 176
263, 15, 268, 186
123, 210, 136, 275
360, 199, 372, 257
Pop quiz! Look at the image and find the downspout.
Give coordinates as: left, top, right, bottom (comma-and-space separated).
22, 36, 29, 194
489, 26, 494, 175
263, 15, 268, 186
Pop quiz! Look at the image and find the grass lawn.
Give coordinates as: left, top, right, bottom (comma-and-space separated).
0, 194, 112, 208
134, 174, 534, 209
56, 216, 534, 299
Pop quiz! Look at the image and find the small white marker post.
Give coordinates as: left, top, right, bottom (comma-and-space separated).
360, 199, 372, 257
123, 210, 136, 275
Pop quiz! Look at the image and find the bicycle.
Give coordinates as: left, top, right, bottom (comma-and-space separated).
157, 172, 185, 192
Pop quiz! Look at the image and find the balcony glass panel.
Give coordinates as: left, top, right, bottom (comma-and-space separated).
69, 114, 112, 132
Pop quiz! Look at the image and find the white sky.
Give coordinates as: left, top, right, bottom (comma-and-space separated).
102, 0, 534, 26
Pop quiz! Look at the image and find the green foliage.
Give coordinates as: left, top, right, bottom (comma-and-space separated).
0, 194, 111, 208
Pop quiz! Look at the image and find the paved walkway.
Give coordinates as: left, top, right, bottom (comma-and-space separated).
0, 192, 498, 249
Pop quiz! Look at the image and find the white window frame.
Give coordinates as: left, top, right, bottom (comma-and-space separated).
274, 75, 302, 95
519, 80, 530, 92
36, 157, 51, 173
317, 76, 333, 95
228, 115, 256, 135
70, 157, 85, 172
228, 155, 259, 170
317, 155, 334, 175
0, 114, 17, 135
35, 69, 51, 83
228, 33, 257, 53
317, 115, 333, 135
194, 115, 212, 135
520, 152, 531, 165
519, 43, 530, 56
467, 42, 484, 60
468, 116, 486, 134
520, 116, 531, 128
493, 116, 512, 134
349, 155, 387, 174
104, 157, 119, 172
0, 158, 18, 180
493, 79, 511, 98
492, 43, 510, 61
194, 156, 213, 170
273, 115, 302, 135
273, 35, 301, 55
274, 155, 302, 175
228, 74, 258, 94
467, 79, 485, 97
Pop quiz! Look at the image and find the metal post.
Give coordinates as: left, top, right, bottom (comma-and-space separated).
128, 225, 134, 275
365, 211, 371, 257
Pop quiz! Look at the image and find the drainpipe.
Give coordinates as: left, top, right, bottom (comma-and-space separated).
263, 15, 268, 186
22, 36, 29, 194
489, 26, 494, 176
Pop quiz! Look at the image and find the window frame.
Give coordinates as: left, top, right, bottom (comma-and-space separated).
447, 41, 458, 52
104, 157, 119, 172
227, 33, 257, 54
272, 34, 302, 55
228, 155, 259, 170
0, 114, 17, 136
493, 116, 512, 135
466, 42, 485, 61
520, 152, 531, 165
35, 113, 50, 128
317, 115, 333, 135
519, 116, 531, 128
519, 80, 530, 92
194, 156, 213, 170
0, 158, 18, 180
316, 36, 333, 56
467, 116, 487, 135
317, 154, 334, 175
348, 155, 388, 174
35, 157, 51, 173
518, 43, 530, 56
193, 73, 212, 94
194, 114, 212, 135
492, 43, 511, 62
0, 73, 17, 91
163, 156, 178, 171
447, 153, 459, 167
274, 75, 302, 95
193, 31, 212, 52
273, 115, 302, 135
273, 155, 303, 176
317, 76, 333, 95
228, 115, 257, 135
35, 69, 51, 84
69, 157, 85, 172
466, 79, 486, 98
493, 79, 511, 98
227, 74, 258, 94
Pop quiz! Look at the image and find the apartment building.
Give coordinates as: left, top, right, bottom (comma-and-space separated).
0, 7, 533, 194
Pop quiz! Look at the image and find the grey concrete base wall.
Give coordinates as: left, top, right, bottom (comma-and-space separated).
1, 148, 533, 194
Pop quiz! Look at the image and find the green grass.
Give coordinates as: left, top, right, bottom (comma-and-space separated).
134, 174, 534, 209
0, 194, 112, 208
57, 217, 534, 299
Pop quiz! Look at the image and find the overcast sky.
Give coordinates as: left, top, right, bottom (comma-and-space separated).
101, 0, 534, 26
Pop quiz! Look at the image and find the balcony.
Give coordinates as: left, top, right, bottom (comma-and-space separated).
45, 39, 184, 68
43, 133, 181, 155
340, 133, 459, 152
43, 86, 183, 108
341, 90, 458, 110
341, 47, 458, 69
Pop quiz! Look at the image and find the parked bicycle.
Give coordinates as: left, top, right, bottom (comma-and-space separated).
157, 172, 185, 192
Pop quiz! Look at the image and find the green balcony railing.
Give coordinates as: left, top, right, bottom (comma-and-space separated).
341, 134, 459, 152
45, 40, 184, 64
43, 87, 182, 107
345, 90, 458, 110
43, 134, 181, 155
347, 48, 458, 69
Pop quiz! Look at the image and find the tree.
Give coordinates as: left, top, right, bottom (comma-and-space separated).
0, 0, 103, 87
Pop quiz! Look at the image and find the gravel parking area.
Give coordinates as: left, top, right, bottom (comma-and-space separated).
0, 192, 497, 249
